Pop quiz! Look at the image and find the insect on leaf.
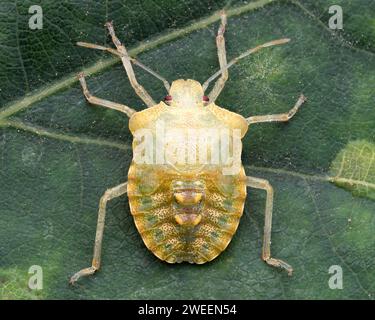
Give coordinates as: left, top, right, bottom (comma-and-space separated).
0, 0, 374, 299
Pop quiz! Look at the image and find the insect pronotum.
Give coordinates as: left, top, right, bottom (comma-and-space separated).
69, 12, 306, 284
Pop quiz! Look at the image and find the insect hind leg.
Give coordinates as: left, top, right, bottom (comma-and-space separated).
246, 175, 293, 275
69, 182, 128, 284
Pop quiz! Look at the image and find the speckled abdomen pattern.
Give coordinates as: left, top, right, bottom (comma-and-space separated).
127, 163, 247, 264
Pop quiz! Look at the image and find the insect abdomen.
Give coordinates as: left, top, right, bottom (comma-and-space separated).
127, 163, 247, 264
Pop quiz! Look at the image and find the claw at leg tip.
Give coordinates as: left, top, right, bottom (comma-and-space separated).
69, 277, 77, 285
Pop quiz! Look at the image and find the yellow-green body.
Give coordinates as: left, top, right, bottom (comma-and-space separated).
127, 80, 249, 263
69, 16, 300, 284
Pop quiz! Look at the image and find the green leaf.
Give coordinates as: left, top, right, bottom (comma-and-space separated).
0, 268, 43, 300
330, 140, 375, 200
0, 0, 374, 299
302, 0, 375, 52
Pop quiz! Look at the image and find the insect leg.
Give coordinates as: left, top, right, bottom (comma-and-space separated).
203, 38, 290, 92
76, 42, 170, 91
69, 182, 128, 284
77, 72, 136, 118
207, 11, 228, 103
246, 176, 293, 275
246, 94, 306, 124
105, 22, 156, 108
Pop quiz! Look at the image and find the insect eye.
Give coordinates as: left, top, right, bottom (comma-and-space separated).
164, 95, 172, 105
203, 96, 209, 104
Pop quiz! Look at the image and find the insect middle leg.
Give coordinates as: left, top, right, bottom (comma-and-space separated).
208, 11, 228, 102
246, 94, 306, 124
105, 22, 156, 107
246, 176, 293, 275
78, 72, 136, 118
69, 182, 128, 284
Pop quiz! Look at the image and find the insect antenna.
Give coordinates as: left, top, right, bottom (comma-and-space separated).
202, 38, 290, 92
131, 58, 170, 92
77, 42, 170, 92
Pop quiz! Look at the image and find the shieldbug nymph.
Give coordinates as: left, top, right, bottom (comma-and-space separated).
70, 12, 306, 284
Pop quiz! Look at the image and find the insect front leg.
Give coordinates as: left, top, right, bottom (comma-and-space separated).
207, 11, 228, 103
69, 182, 128, 284
105, 22, 156, 107
77, 72, 136, 118
76, 42, 171, 92
246, 176, 293, 275
246, 94, 306, 124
